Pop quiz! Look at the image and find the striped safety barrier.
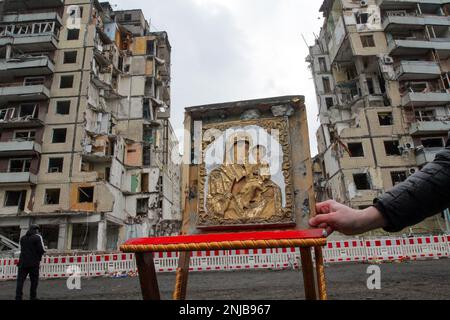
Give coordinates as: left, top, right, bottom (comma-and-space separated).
365, 238, 405, 262
1, 235, 449, 281
324, 239, 367, 263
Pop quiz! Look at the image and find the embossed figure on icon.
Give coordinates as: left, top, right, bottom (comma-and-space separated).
206, 136, 282, 223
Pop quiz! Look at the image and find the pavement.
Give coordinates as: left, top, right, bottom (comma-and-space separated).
1, 259, 450, 300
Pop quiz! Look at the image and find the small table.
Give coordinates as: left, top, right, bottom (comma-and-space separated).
120, 229, 328, 300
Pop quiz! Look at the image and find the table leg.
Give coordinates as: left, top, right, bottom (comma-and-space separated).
314, 246, 328, 300
135, 252, 161, 300
173, 251, 191, 300
300, 247, 317, 300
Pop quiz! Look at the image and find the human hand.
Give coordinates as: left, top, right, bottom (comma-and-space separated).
309, 200, 387, 236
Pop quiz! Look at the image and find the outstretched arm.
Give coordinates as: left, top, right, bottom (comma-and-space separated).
310, 142, 450, 235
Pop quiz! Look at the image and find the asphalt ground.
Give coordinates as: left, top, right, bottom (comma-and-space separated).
1, 259, 449, 300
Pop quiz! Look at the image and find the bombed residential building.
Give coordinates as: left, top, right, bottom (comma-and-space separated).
0, 0, 181, 254
308, 0, 450, 237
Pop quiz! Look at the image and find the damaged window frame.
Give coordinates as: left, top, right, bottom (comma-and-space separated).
348, 142, 365, 158
48, 157, 64, 173
355, 12, 369, 25
44, 189, 61, 205
56, 100, 71, 115
59, 75, 74, 89
360, 35, 375, 48
52, 128, 67, 144
390, 171, 408, 186
353, 173, 372, 191
378, 112, 393, 126
14, 130, 36, 141
384, 140, 402, 156
8, 158, 31, 173
421, 137, 445, 148
78, 186, 94, 203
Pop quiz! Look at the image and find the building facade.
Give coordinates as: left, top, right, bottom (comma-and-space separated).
309, 0, 450, 236
0, 0, 181, 253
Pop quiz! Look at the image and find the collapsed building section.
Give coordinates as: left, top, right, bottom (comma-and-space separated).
0, 0, 181, 254
309, 0, 450, 237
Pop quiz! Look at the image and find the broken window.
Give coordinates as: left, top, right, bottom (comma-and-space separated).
63, 51, 77, 64
9, 159, 31, 173
318, 57, 327, 72
24, 77, 44, 86
69, 6, 83, 18
0, 108, 15, 121
348, 142, 365, 157
141, 173, 149, 193
52, 128, 67, 143
407, 82, 429, 93
366, 78, 375, 95
391, 171, 407, 186
137, 198, 149, 215
60, 75, 74, 89
44, 189, 60, 205
143, 145, 151, 166
322, 77, 331, 93
325, 97, 334, 109
146, 40, 155, 55
78, 187, 94, 203
378, 112, 393, 126
421, 138, 444, 148
56, 101, 71, 115
105, 167, 111, 182
19, 104, 37, 118
48, 158, 64, 173
124, 13, 132, 21
4, 191, 26, 208
14, 131, 35, 141
384, 140, 401, 156
356, 12, 369, 24
67, 28, 80, 40
353, 173, 371, 190
81, 159, 93, 172
143, 101, 152, 120
415, 109, 435, 121
361, 35, 375, 48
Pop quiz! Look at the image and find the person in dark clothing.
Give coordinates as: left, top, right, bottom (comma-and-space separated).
15, 225, 46, 300
310, 135, 450, 236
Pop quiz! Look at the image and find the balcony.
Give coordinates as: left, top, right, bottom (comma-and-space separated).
0, 20, 60, 52
0, 172, 37, 185
401, 91, 450, 107
2, 12, 62, 25
383, 14, 450, 32
415, 147, 442, 166
395, 60, 442, 81
0, 140, 42, 157
3, 0, 64, 11
0, 34, 58, 53
379, 0, 450, 9
409, 120, 450, 135
0, 84, 50, 103
388, 38, 450, 58
0, 56, 55, 77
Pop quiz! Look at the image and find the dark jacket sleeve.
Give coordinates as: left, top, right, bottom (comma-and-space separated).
373, 141, 450, 232
34, 234, 46, 258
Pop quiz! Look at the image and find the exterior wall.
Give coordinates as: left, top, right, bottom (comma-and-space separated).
0, 0, 181, 253
311, 0, 450, 237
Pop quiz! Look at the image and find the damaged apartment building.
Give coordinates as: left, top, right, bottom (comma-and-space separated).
309, 0, 450, 236
0, 0, 181, 254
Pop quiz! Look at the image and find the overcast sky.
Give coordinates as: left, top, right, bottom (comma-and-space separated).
113, 0, 324, 155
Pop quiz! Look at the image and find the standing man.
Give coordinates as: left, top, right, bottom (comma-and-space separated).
15, 225, 46, 300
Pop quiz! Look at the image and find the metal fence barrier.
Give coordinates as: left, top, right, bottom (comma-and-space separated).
1, 235, 449, 281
